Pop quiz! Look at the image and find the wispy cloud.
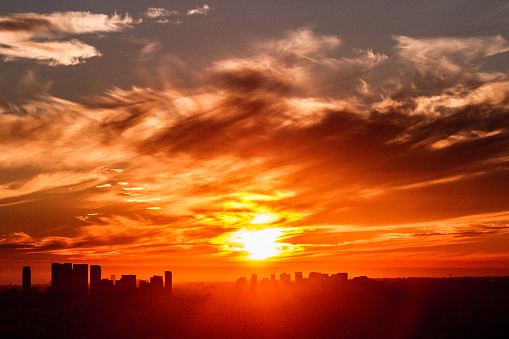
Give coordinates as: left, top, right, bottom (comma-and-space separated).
143, 4, 212, 24
394, 35, 509, 78
187, 5, 212, 16
144, 8, 179, 19
0, 11, 133, 65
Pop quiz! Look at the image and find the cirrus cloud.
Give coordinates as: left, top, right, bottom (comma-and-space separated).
0, 11, 133, 65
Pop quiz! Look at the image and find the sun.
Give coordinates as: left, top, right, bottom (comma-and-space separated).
239, 228, 283, 260
209, 204, 304, 260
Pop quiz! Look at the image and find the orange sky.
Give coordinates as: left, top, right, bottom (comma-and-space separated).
0, 2, 509, 283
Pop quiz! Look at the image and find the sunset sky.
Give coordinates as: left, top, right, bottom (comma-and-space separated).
1, 1, 508, 283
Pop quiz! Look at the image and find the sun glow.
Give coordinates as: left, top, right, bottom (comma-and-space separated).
250, 212, 279, 225
212, 226, 304, 261
240, 228, 283, 260
206, 194, 304, 260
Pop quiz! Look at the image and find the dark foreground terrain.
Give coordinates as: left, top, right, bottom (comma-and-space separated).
1, 276, 509, 338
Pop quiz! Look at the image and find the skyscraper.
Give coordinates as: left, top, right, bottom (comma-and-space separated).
22, 266, 31, 295
50, 262, 88, 300
90, 265, 101, 297
251, 274, 257, 288
280, 273, 291, 285
150, 275, 164, 289
165, 271, 172, 295
117, 274, 137, 299
72, 264, 88, 300
50, 262, 73, 299
295, 272, 304, 285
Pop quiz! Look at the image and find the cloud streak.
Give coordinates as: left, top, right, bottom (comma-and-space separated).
143, 4, 212, 24
0, 11, 133, 65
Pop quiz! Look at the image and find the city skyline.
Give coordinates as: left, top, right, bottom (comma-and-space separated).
2, 262, 508, 339
1, 1, 509, 283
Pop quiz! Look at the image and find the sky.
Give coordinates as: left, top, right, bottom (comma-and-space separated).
1, 1, 508, 283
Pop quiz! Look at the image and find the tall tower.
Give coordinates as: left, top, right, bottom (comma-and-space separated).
72, 264, 88, 300
251, 274, 257, 289
90, 265, 101, 297
50, 262, 73, 300
22, 266, 31, 295
295, 272, 304, 285
90, 265, 101, 294
165, 271, 172, 295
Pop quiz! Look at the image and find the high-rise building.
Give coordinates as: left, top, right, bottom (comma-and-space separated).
331, 272, 348, 283
295, 272, 304, 284
251, 274, 257, 288
280, 273, 291, 285
165, 271, 172, 295
139, 280, 150, 299
50, 263, 73, 299
308, 272, 329, 283
22, 266, 31, 295
90, 265, 101, 297
117, 274, 137, 299
73, 264, 88, 300
236, 277, 248, 289
150, 275, 163, 289
50, 263, 88, 300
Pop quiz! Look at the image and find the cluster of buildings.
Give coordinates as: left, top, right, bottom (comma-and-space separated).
237, 271, 349, 289
21, 263, 172, 302
12, 265, 369, 301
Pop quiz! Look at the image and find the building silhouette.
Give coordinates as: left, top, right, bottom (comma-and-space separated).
236, 277, 248, 289
165, 271, 172, 295
295, 272, 304, 284
140, 275, 165, 299
280, 273, 291, 285
22, 266, 31, 295
49, 263, 88, 301
90, 265, 101, 297
73, 264, 88, 300
331, 272, 348, 283
50, 263, 72, 300
117, 274, 137, 299
251, 274, 257, 289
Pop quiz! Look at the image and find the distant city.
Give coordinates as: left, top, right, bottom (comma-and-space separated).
3, 262, 405, 308
2, 264, 509, 338
5, 263, 173, 302
6, 263, 359, 302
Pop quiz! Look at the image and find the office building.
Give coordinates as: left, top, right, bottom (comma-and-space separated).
295, 272, 304, 284
251, 274, 257, 288
50, 263, 88, 300
331, 272, 348, 283
22, 266, 31, 295
50, 263, 73, 299
165, 271, 172, 295
280, 273, 291, 285
117, 274, 137, 299
90, 265, 101, 297
73, 264, 88, 300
